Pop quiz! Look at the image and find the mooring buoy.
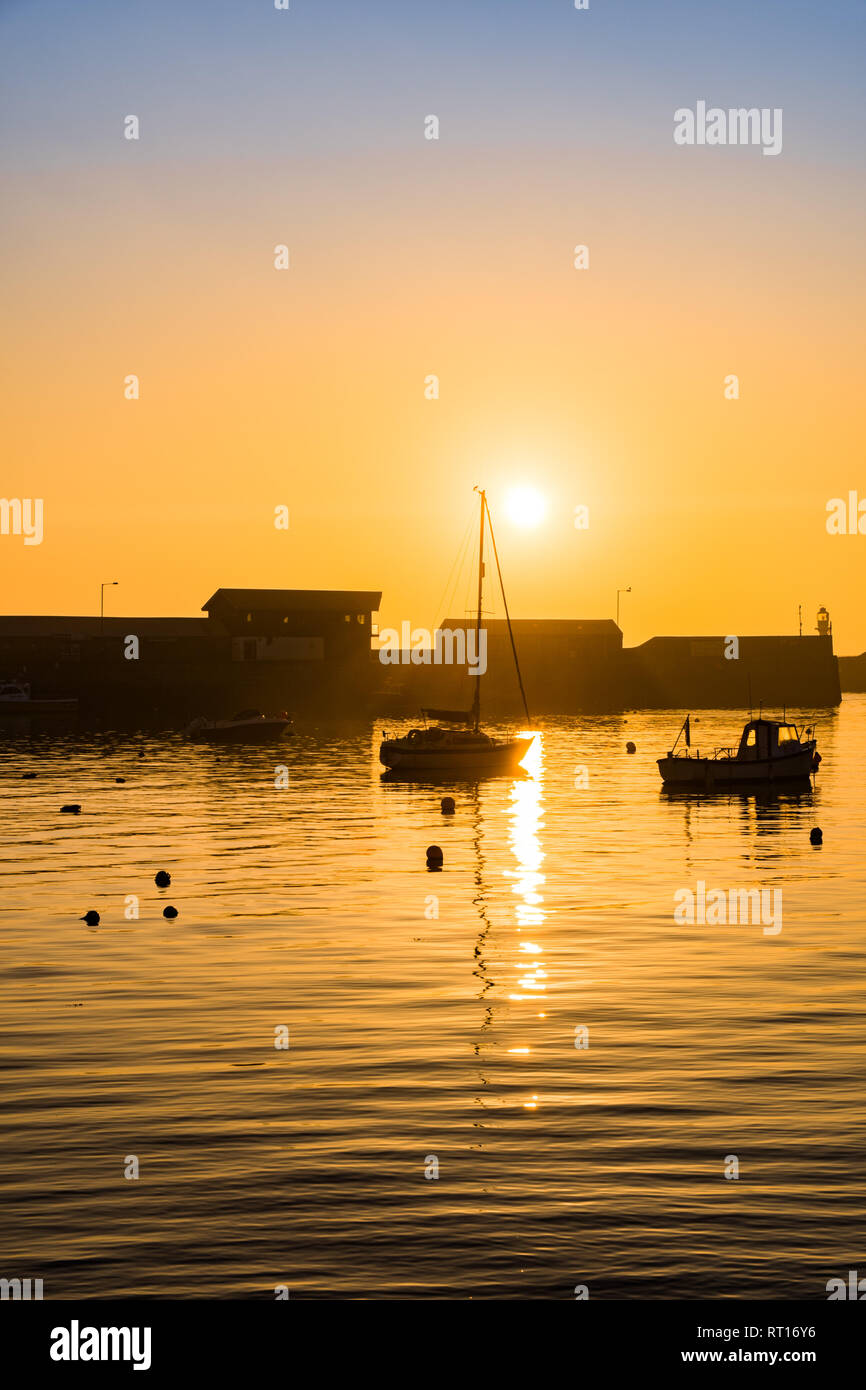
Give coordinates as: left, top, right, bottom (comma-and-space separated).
810, 827, 823, 845
626, 741, 636, 754
163, 905, 178, 919
441, 796, 455, 814
80, 910, 100, 925
61, 804, 81, 814
155, 871, 171, 887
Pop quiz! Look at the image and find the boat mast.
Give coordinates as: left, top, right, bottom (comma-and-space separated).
484, 493, 531, 723
472, 488, 485, 731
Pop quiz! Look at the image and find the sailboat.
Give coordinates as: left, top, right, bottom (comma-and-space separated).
378, 488, 535, 774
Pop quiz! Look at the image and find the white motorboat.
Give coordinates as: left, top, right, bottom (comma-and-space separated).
0, 679, 78, 716
657, 714, 820, 788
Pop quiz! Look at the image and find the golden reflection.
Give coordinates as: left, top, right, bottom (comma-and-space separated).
505, 737, 548, 1105
504, 748, 546, 932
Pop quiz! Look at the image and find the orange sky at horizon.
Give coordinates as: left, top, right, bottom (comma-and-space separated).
3, 122, 864, 652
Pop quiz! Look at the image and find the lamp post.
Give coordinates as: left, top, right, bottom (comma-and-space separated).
616, 586, 631, 629
100, 581, 118, 635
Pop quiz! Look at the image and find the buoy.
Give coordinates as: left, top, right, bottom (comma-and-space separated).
80, 910, 100, 925
441, 796, 455, 814
626, 741, 636, 754
163, 905, 178, 919
61, 804, 81, 814
155, 871, 171, 887
115, 777, 126, 784
426, 844, 444, 866
22, 772, 36, 779
810, 827, 823, 845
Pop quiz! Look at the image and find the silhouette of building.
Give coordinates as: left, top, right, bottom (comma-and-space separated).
0, 589, 381, 723
0, 592, 844, 723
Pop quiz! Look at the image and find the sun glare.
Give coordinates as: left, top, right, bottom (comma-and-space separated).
505, 486, 547, 529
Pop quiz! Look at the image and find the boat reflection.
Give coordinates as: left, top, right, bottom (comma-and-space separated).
660, 778, 814, 802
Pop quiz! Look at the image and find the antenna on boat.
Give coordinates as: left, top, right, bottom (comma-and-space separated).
483, 491, 532, 724
747, 674, 752, 719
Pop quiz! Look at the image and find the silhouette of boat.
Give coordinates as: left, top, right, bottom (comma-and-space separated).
0, 679, 78, 716
657, 714, 820, 787
186, 709, 292, 744
379, 489, 534, 775
379, 723, 531, 774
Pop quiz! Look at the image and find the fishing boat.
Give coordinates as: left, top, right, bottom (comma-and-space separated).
186, 709, 292, 744
657, 713, 820, 788
378, 489, 535, 775
0, 679, 78, 716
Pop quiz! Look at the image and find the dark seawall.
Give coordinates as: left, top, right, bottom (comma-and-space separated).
0, 617, 842, 726
839, 653, 866, 692
372, 632, 841, 716
621, 634, 841, 711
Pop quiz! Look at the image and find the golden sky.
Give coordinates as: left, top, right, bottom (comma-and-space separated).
2, 2, 864, 650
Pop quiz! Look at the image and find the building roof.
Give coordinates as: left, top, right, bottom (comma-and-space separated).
0, 616, 206, 637
442, 617, 621, 634
202, 588, 382, 614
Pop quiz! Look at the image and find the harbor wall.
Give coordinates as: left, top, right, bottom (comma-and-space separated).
620, 635, 841, 711
371, 632, 840, 716
0, 602, 844, 726
838, 653, 866, 692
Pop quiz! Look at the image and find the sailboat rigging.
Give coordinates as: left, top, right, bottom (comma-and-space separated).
378, 488, 535, 774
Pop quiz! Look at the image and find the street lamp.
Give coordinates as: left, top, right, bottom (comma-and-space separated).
100, 581, 118, 634
616, 586, 631, 629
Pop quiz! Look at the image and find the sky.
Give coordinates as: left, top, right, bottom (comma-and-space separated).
1, 0, 865, 649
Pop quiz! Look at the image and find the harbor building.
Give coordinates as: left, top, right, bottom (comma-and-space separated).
0, 589, 382, 724
0, 594, 845, 725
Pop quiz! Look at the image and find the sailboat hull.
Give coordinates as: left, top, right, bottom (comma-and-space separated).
379, 734, 533, 773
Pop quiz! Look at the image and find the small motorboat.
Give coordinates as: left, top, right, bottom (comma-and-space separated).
657, 714, 820, 788
0, 679, 78, 716
186, 709, 292, 744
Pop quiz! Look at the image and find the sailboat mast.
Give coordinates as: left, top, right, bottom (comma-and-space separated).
472, 488, 485, 731
484, 494, 531, 724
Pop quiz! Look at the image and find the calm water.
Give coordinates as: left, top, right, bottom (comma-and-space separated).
1, 700, 865, 1299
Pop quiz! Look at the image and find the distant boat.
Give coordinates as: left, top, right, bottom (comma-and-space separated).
657, 714, 820, 787
186, 709, 292, 744
379, 489, 535, 775
0, 679, 78, 716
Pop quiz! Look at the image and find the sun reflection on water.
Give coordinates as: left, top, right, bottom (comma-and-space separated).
504, 736, 547, 1107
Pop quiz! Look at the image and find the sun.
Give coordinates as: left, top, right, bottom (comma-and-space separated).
505, 485, 547, 529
